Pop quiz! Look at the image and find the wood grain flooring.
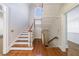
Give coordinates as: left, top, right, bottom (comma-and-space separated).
6, 39, 66, 56
68, 41, 79, 56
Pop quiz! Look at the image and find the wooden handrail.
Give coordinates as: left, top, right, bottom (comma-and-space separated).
48, 36, 58, 44
28, 23, 34, 47
28, 23, 34, 32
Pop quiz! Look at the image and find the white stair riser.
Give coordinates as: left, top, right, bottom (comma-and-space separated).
14, 42, 31, 44
20, 32, 33, 34
17, 35, 33, 37
17, 34, 33, 37
16, 38, 29, 40
10, 29, 34, 51
20, 34, 28, 35
10, 47, 33, 50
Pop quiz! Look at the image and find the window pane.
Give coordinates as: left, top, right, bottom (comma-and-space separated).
34, 7, 43, 18
35, 20, 41, 24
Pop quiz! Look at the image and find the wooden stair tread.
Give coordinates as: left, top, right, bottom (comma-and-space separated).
18, 37, 28, 38
12, 44, 29, 47
15, 40, 28, 42
21, 34, 28, 35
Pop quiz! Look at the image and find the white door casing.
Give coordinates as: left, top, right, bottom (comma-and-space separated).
2, 4, 9, 54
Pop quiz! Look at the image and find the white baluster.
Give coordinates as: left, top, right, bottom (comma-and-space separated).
28, 32, 31, 47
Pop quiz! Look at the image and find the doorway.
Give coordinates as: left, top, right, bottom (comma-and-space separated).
66, 5, 79, 56
0, 4, 9, 55
0, 4, 3, 55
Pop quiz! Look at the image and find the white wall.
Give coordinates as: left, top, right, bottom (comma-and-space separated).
42, 4, 61, 47
67, 5, 79, 44
43, 4, 62, 17
42, 3, 79, 52
28, 4, 34, 26
4, 3, 30, 50
42, 17, 61, 47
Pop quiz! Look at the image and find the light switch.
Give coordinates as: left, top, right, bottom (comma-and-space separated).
11, 30, 14, 32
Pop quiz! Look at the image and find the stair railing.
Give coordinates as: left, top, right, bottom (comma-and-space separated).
48, 36, 58, 44
28, 22, 34, 47
42, 30, 58, 46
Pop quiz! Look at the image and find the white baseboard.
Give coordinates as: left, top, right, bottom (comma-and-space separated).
3, 48, 9, 54
58, 46, 67, 52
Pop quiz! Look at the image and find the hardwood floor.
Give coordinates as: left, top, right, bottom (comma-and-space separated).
68, 41, 79, 56
6, 39, 66, 56
32, 39, 47, 56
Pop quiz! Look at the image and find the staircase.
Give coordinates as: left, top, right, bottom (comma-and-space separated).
10, 24, 34, 50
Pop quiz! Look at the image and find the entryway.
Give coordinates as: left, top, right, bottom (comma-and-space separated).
0, 4, 4, 55
66, 5, 79, 56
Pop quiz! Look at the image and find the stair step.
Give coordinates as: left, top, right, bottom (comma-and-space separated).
12, 44, 29, 47
14, 42, 30, 44
18, 36, 28, 38
21, 33, 28, 35
22, 32, 28, 33
18, 34, 33, 37
10, 47, 33, 50
21, 32, 33, 34
15, 40, 28, 42
17, 35, 28, 37
19, 32, 28, 34
16, 38, 30, 40
11, 44, 33, 50
21, 34, 28, 35
18, 36, 33, 38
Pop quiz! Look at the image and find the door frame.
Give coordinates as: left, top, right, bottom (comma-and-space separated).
64, 4, 79, 51
0, 4, 9, 54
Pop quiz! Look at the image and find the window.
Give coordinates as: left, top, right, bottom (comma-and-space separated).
34, 7, 43, 19
67, 6, 79, 33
